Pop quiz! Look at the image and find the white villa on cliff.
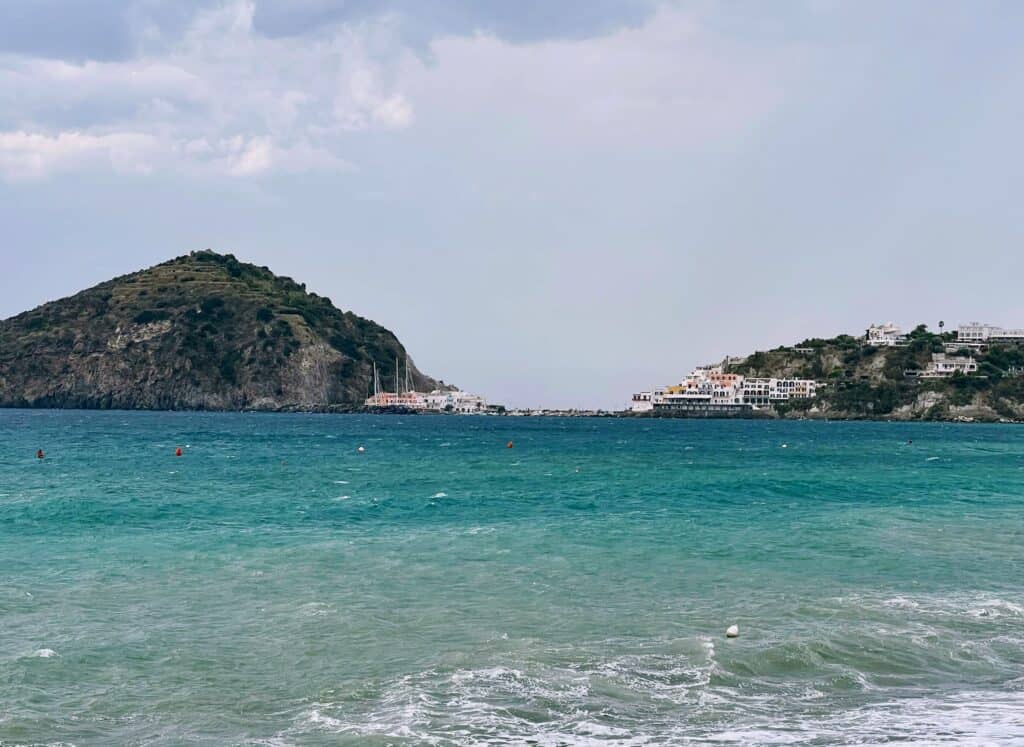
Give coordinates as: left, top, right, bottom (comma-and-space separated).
865, 322, 907, 347
957, 322, 1024, 344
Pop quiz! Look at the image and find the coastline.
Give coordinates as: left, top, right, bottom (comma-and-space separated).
1, 402, 1020, 423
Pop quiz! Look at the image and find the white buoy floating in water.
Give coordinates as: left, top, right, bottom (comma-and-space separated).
726, 624, 739, 638
780, 443, 788, 449
357, 446, 365, 454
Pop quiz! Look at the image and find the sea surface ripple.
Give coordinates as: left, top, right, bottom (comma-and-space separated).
1, 411, 1022, 745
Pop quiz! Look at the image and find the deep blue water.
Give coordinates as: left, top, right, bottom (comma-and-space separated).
1, 411, 1023, 745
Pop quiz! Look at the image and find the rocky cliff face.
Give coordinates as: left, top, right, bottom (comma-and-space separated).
0, 251, 443, 411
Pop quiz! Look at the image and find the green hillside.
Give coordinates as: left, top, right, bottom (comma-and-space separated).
0, 251, 442, 411
725, 325, 1024, 421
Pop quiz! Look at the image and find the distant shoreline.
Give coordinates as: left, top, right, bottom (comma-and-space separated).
0, 404, 1020, 423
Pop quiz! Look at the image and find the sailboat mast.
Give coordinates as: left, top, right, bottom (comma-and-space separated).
395, 356, 400, 395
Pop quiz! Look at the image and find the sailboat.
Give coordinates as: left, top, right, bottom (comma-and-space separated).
364, 356, 424, 411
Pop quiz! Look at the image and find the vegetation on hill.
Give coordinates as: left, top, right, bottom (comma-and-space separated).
724, 325, 1024, 421
0, 251, 442, 411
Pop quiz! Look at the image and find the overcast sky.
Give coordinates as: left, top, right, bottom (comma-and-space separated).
2, 1, 1022, 409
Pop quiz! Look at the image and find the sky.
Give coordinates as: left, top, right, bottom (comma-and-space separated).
1, 1, 1022, 409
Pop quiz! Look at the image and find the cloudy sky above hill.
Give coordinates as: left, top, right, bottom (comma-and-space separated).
2, 1, 1022, 408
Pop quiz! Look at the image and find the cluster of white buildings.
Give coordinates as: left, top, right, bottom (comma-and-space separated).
630, 319, 1024, 414
866, 321, 1024, 350
365, 388, 489, 413
865, 320, 1024, 378
364, 360, 490, 413
629, 364, 818, 414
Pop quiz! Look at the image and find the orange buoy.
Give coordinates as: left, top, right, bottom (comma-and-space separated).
507, 441, 514, 449
175, 447, 183, 457
36, 449, 44, 459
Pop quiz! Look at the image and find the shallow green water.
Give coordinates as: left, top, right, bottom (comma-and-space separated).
1, 411, 1022, 745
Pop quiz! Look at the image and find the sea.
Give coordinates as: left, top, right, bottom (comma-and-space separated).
1, 410, 1022, 746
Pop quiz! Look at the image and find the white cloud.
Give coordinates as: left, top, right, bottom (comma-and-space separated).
347, 68, 414, 130
0, 0, 411, 180
0, 129, 349, 181
0, 2, 796, 181
0, 130, 160, 180
400, 5, 796, 150
226, 136, 273, 176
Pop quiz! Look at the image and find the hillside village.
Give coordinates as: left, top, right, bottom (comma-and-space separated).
630, 322, 1024, 421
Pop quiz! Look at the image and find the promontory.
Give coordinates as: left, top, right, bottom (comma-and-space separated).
0, 251, 441, 411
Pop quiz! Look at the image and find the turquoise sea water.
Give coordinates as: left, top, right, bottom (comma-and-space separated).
1, 410, 1023, 746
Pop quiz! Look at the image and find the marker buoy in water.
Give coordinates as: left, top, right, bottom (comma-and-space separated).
36, 449, 44, 459
357, 446, 365, 454
726, 624, 739, 638
175, 447, 183, 457
507, 441, 514, 449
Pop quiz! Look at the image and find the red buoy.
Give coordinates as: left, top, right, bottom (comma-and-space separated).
175, 447, 183, 457
36, 449, 44, 459
507, 441, 514, 449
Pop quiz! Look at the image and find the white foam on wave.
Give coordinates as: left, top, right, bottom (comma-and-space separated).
872, 592, 1024, 621
32, 648, 58, 658
284, 630, 1024, 747
332, 495, 350, 501
699, 690, 1024, 745
432, 492, 448, 499
304, 708, 345, 730
333, 480, 349, 484
298, 602, 333, 618
591, 646, 716, 705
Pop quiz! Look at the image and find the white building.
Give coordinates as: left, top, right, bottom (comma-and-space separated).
631, 387, 672, 412
420, 389, 488, 413
919, 353, 978, 378
865, 322, 907, 347
450, 392, 487, 413
742, 378, 818, 407
630, 391, 654, 412
957, 322, 1024, 344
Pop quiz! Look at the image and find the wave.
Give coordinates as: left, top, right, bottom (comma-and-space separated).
286, 662, 1024, 745
281, 623, 1024, 745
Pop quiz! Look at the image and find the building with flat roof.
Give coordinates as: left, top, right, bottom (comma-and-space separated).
865, 322, 907, 347
919, 353, 978, 379
957, 323, 1024, 344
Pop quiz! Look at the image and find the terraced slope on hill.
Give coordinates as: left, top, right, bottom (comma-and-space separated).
0, 251, 442, 411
